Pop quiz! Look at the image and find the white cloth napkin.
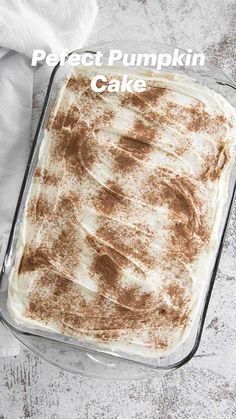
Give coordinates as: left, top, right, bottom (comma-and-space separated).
0, 0, 98, 356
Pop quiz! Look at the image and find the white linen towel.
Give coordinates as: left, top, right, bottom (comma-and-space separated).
0, 0, 98, 356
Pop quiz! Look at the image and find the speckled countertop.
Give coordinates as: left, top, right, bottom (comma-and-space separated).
0, 1, 236, 418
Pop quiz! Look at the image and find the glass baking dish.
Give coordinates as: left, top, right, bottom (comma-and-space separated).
0, 41, 236, 379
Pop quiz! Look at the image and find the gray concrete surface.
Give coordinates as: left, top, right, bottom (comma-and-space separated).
0, 0, 236, 418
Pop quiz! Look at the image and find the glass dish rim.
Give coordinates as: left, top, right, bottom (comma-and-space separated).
0, 40, 236, 372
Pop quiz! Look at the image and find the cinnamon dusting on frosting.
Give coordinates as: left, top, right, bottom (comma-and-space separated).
19, 245, 48, 274
67, 75, 90, 92
121, 85, 167, 109
95, 182, 126, 215
34, 168, 58, 186
201, 140, 230, 181
118, 119, 155, 162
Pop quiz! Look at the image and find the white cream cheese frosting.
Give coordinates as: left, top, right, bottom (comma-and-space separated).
7, 66, 236, 357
